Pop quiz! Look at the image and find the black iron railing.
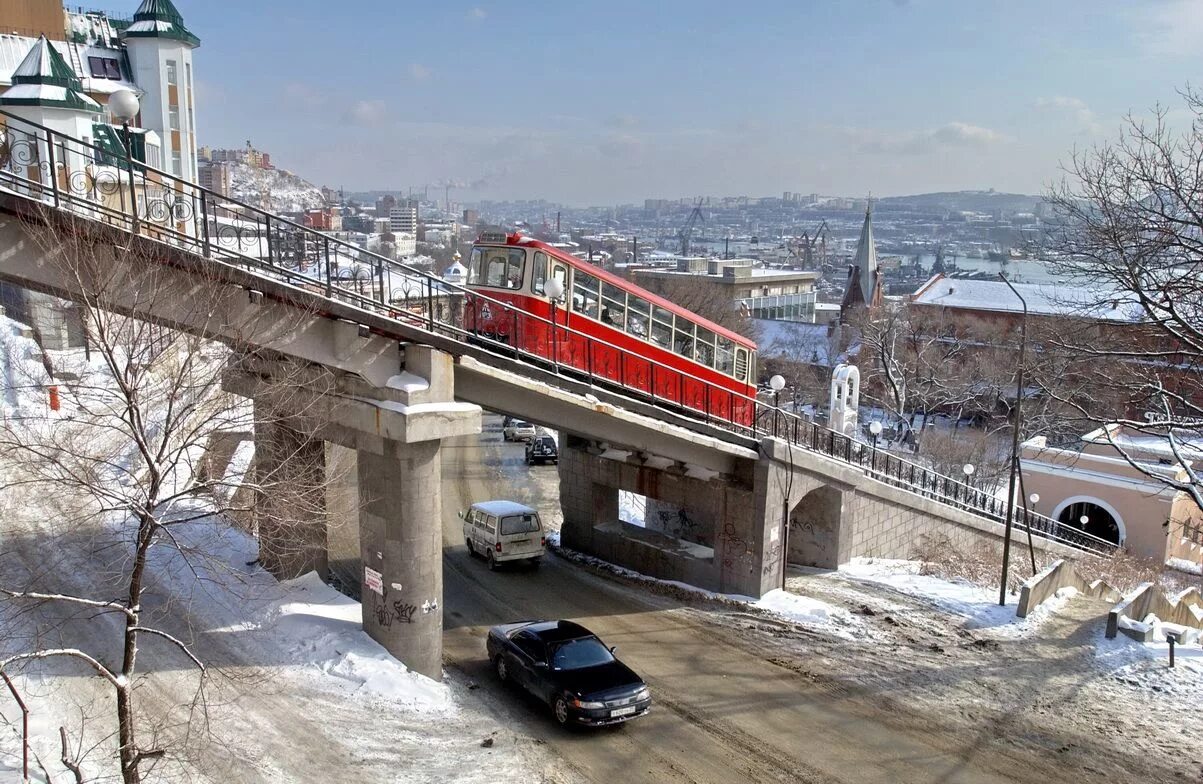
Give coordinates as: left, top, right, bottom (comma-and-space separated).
0, 108, 1116, 556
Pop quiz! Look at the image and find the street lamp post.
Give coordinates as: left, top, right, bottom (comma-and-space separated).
769, 375, 786, 438
545, 277, 565, 373
962, 463, 975, 506
869, 421, 883, 469
998, 273, 1029, 606
109, 89, 141, 234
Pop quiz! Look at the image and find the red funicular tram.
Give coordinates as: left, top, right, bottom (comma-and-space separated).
463, 232, 758, 427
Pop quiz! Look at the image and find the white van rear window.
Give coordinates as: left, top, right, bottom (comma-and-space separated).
500, 514, 540, 536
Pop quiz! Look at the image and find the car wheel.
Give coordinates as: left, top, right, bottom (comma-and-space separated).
495, 655, 508, 683
487, 550, 497, 571
553, 696, 570, 727
528, 558, 541, 569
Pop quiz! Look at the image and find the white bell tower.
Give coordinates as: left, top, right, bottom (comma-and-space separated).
120, 0, 200, 183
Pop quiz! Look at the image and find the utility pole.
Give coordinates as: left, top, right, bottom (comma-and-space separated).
998, 273, 1028, 605
632, 236, 638, 265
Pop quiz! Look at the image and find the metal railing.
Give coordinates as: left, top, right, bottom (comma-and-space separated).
0, 108, 1117, 556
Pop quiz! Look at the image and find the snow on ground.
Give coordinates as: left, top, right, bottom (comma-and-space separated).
269, 571, 452, 712
836, 557, 1027, 633
551, 543, 859, 639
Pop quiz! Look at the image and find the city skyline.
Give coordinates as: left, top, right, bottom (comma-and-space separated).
182, 0, 1203, 205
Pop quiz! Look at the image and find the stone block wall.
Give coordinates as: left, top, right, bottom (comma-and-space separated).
558, 436, 764, 596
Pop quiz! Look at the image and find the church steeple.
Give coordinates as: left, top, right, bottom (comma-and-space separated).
841, 200, 882, 312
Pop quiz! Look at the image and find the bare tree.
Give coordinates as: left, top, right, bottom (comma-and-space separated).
1043, 87, 1203, 505
0, 212, 339, 783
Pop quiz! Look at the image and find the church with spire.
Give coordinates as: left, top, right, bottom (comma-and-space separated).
0, 0, 200, 181
840, 201, 884, 315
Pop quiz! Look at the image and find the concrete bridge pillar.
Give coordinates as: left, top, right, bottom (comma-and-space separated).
252, 413, 329, 581
357, 438, 444, 679
226, 344, 480, 681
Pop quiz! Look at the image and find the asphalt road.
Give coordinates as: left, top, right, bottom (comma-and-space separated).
439, 418, 1091, 784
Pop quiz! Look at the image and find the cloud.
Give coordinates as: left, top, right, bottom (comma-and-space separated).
853, 122, 1011, 155
1131, 0, 1203, 57
408, 63, 431, 82
346, 100, 388, 126
468, 7, 487, 21
1034, 95, 1105, 136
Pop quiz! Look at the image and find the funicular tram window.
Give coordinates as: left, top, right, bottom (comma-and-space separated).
601, 282, 626, 329
651, 306, 674, 349
627, 296, 651, 339
469, 248, 526, 289
734, 348, 749, 382
532, 251, 548, 294
674, 320, 695, 358
573, 270, 600, 318
716, 336, 735, 376
695, 327, 716, 368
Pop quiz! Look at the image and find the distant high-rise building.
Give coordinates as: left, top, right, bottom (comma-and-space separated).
389, 199, 419, 234
198, 161, 231, 197
462, 208, 480, 225
375, 194, 397, 218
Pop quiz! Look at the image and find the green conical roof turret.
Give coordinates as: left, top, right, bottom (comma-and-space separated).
122, 0, 200, 48
0, 36, 101, 112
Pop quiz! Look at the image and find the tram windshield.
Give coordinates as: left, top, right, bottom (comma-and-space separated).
468, 247, 526, 289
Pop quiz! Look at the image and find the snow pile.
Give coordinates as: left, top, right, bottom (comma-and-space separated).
270, 573, 453, 712
839, 557, 1024, 632
552, 543, 856, 637
754, 589, 852, 627
1166, 556, 1203, 576
1095, 627, 1203, 696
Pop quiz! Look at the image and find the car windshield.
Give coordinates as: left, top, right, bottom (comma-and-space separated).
551, 638, 615, 671
500, 513, 540, 536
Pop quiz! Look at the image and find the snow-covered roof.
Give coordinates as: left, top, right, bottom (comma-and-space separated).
911, 274, 1143, 322
122, 0, 200, 48
0, 36, 100, 112
0, 35, 139, 96
471, 500, 538, 517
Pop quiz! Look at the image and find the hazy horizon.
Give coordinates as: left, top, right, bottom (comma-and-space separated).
184, 0, 1203, 205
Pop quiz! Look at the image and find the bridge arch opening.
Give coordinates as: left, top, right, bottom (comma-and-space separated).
787, 485, 844, 570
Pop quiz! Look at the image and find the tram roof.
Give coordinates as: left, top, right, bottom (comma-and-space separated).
485, 233, 757, 350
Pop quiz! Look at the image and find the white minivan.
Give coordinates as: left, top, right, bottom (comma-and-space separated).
460, 500, 545, 570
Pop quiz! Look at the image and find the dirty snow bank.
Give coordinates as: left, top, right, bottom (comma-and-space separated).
269, 572, 452, 712
837, 557, 1036, 634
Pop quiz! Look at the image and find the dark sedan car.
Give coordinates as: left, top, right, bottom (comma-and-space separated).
486, 620, 651, 727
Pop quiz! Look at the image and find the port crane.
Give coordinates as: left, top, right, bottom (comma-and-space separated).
678, 201, 705, 256
793, 220, 828, 268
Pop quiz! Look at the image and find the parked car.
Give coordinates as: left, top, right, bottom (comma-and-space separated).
525, 433, 558, 465
486, 619, 651, 727
459, 500, 545, 569
503, 419, 537, 441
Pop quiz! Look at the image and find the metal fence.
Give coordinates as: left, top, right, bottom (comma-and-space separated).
0, 108, 1117, 556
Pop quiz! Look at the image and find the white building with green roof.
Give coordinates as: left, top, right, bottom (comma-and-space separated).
0, 0, 199, 183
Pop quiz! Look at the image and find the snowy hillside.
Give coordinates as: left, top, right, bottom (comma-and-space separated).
227, 160, 325, 214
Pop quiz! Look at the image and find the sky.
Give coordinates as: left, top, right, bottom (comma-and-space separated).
167, 0, 1203, 205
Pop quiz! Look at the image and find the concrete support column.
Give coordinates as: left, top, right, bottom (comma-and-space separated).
358, 439, 444, 680
253, 414, 328, 580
